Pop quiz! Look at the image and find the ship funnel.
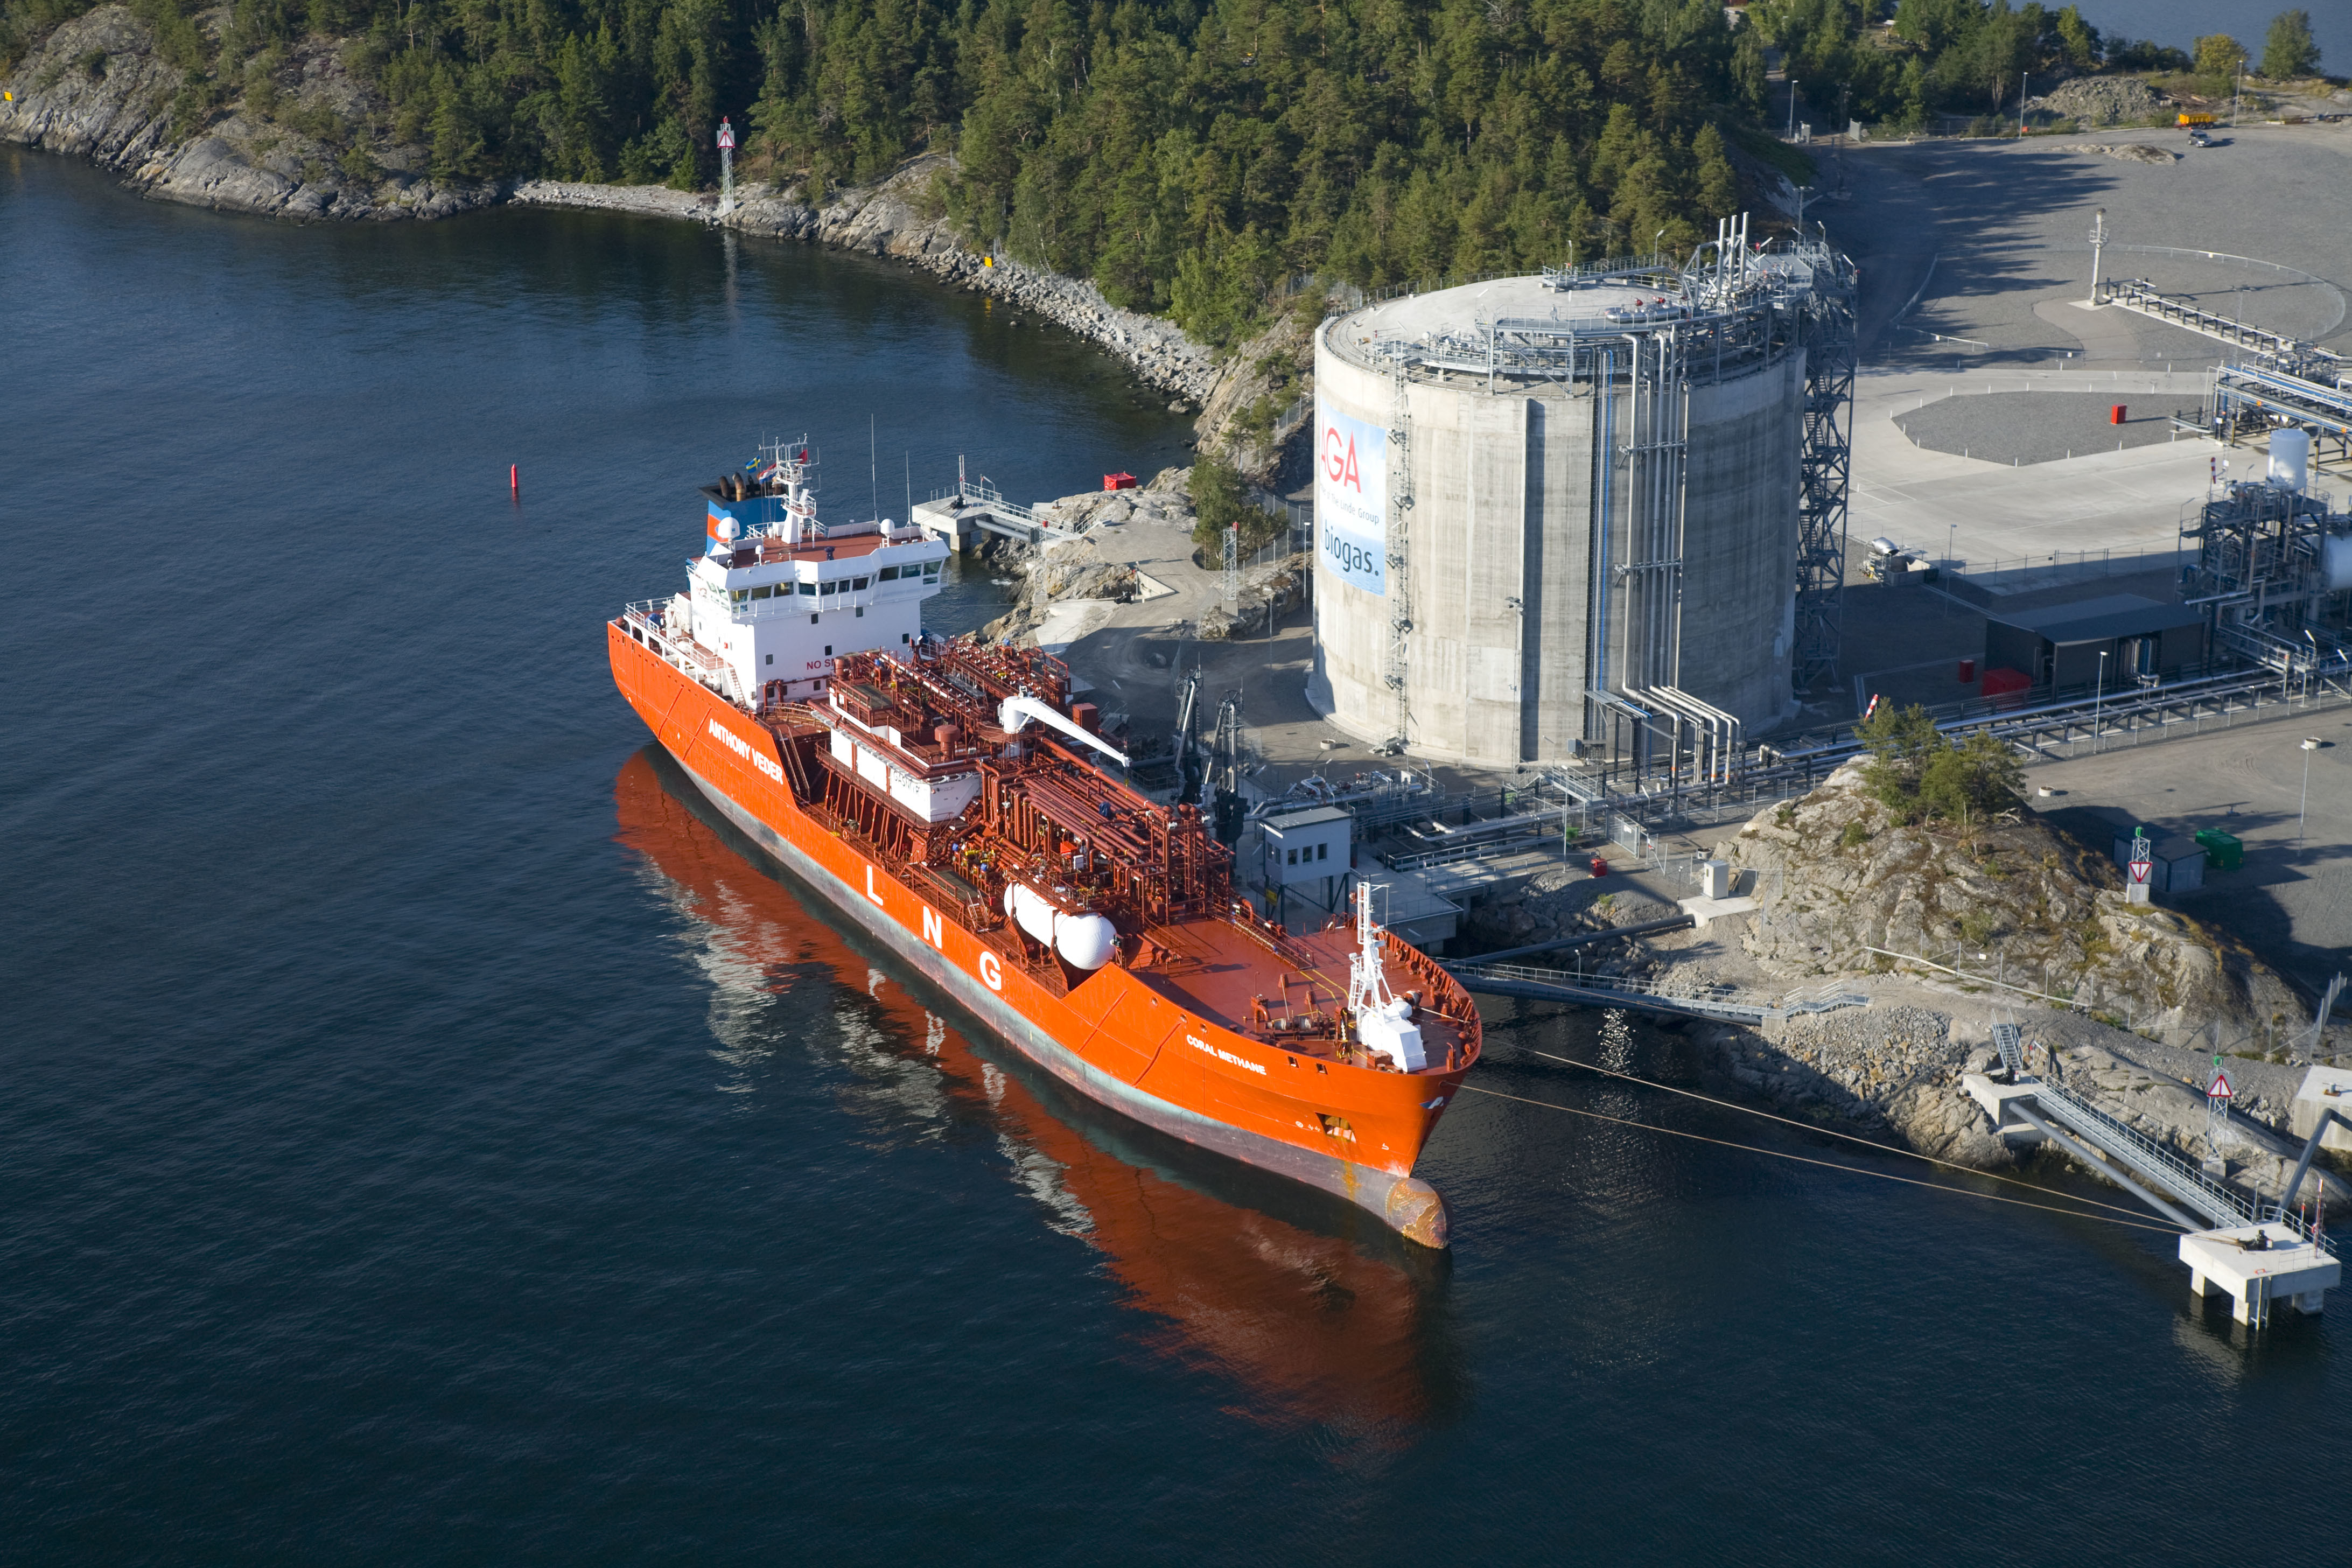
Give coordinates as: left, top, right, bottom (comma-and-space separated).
997, 696, 1131, 767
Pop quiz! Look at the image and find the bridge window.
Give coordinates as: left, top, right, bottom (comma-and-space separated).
878, 566, 900, 582
750, 584, 772, 600
922, 561, 941, 580
852, 577, 870, 591
799, 582, 815, 596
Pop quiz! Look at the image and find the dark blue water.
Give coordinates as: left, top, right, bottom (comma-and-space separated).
2067, 1, 2352, 72
3, 146, 2343, 1564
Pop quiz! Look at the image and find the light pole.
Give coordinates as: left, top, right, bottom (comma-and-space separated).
2301, 737, 2321, 849
1789, 79, 1800, 138
2089, 207, 2106, 305
2094, 649, 2109, 752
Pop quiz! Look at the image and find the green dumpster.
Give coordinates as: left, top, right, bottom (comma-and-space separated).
2194, 828, 2243, 871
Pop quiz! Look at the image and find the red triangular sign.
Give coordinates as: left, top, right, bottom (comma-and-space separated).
2209, 1073, 2234, 1100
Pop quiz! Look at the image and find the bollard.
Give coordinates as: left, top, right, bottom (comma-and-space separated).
2111, 404, 2126, 424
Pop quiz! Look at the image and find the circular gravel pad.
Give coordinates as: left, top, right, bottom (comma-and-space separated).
1893, 390, 2206, 465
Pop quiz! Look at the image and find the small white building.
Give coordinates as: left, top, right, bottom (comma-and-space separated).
2291, 1065, 2352, 1155
1263, 806, 1352, 891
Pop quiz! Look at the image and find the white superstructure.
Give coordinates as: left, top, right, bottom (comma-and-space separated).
664, 439, 952, 704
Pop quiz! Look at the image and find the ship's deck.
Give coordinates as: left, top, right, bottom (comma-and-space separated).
718, 526, 924, 568
1128, 916, 1476, 1074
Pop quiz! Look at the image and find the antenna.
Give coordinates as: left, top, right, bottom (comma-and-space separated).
904, 450, 912, 531
870, 414, 878, 523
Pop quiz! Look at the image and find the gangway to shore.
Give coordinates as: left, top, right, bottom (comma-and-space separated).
909, 477, 1083, 550
1446, 960, 1865, 1026
1964, 1019, 2339, 1326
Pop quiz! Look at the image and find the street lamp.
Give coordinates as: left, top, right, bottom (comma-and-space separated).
2094, 649, 2110, 753
2302, 737, 2321, 849
1789, 79, 1800, 138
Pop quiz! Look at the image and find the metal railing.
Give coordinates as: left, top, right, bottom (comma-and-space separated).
1390, 831, 1572, 873
1991, 1021, 2330, 1250
1943, 540, 2181, 585
619, 601, 747, 706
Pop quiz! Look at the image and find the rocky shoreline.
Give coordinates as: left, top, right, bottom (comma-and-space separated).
512, 162, 1226, 405
1, 6, 1227, 407
1459, 759, 2350, 1204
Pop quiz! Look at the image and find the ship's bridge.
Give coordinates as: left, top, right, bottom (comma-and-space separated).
680, 519, 948, 707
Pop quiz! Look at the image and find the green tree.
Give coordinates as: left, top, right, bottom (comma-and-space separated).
1856, 702, 2021, 824
428, 71, 488, 179
1920, 730, 2023, 823
2193, 33, 2248, 85
1189, 450, 1284, 557
4, 0, 1810, 342
2262, 10, 2320, 78
1856, 701, 1944, 814
1894, 56, 1930, 131
2054, 5, 2099, 69
1691, 123, 1737, 219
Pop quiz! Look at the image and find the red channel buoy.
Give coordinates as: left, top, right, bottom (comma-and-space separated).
510, 464, 520, 495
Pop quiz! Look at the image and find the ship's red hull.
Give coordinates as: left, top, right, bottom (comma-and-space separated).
610, 622, 1472, 1244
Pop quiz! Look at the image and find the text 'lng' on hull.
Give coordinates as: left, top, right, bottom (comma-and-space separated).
608, 438, 1481, 1245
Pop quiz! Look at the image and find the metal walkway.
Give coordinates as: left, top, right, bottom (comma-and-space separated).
1984, 1020, 2330, 1250
1448, 961, 1866, 1025
909, 480, 1082, 550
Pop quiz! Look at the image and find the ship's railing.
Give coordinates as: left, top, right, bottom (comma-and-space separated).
619, 600, 748, 705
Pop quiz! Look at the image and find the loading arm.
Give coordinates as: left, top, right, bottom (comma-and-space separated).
998, 695, 1131, 767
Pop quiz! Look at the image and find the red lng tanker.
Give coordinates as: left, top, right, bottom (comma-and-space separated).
608, 440, 1480, 1245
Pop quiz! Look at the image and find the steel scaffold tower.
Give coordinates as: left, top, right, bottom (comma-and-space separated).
1792, 244, 1857, 693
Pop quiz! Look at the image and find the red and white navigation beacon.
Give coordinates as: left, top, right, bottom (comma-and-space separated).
2125, 829, 2153, 906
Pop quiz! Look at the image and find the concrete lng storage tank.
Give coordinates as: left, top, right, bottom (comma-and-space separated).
1306, 226, 1856, 773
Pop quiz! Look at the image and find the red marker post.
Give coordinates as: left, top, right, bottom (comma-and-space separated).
510, 464, 520, 497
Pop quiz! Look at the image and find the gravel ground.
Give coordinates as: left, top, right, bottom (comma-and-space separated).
1827, 124, 2352, 367
1892, 390, 2206, 465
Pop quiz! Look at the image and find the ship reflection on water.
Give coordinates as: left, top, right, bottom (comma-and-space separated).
614, 746, 1459, 1432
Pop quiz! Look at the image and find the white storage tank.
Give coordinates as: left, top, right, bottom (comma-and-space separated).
1306, 242, 1845, 768
2270, 427, 2312, 493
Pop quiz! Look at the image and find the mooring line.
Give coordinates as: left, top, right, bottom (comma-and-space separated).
1520, 1047, 2162, 1223
1455, 1082, 2188, 1234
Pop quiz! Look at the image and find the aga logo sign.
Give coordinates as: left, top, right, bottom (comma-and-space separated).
1313, 398, 1387, 597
